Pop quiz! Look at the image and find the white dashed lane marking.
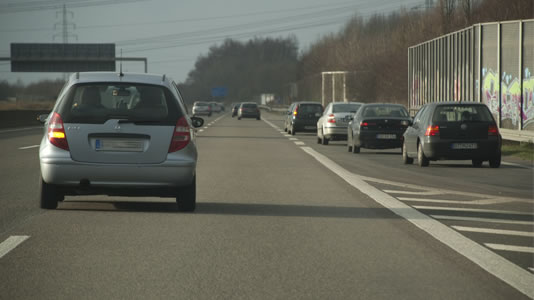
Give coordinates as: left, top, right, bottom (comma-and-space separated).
18, 145, 39, 150
485, 244, 534, 254
0, 236, 29, 259
431, 215, 534, 226
452, 226, 534, 237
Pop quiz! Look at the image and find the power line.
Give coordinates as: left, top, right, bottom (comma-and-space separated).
0, 0, 147, 14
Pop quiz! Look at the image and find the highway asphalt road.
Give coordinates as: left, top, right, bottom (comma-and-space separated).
0, 111, 532, 299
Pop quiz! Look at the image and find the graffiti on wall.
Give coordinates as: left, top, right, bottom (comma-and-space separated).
482, 67, 534, 129
524, 68, 534, 129
482, 68, 499, 115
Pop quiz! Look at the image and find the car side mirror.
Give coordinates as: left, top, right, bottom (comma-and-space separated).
190, 116, 204, 128
37, 114, 49, 123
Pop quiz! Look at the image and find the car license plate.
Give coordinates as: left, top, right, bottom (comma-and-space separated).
376, 134, 396, 139
304, 126, 316, 130
95, 139, 144, 152
451, 143, 478, 149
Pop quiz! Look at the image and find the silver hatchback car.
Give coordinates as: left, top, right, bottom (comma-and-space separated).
317, 102, 362, 145
38, 72, 204, 211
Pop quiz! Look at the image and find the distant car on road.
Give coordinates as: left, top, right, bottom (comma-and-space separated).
347, 103, 411, 153
231, 102, 241, 118
192, 101, 212, 116
317, 102, 362, 145
237, 102, 260, 120
209, 102, 222, 113
38, 72, 204, 211
284, 102, 323, 135
402, 102, 501, 167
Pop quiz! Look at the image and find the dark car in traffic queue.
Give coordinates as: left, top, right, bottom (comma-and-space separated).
402, 102, 502, 168
347, 103, 411, 153
284, 102, 324, 135
237, 102, 261, 120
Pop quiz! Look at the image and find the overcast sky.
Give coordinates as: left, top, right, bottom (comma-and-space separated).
0, 0, 422, 84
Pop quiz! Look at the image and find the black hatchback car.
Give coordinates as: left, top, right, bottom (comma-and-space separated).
347, 103, 411, 153
402, 102, 501, 168
284, 102, 323, 135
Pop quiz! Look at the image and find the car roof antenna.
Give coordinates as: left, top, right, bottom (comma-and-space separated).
119, 49, 124, 77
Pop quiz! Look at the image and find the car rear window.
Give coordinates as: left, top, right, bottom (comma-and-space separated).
298, 104, 322, 113
361, 105, 409, 118
195, 102, 208, 107
242, 104, 257, 108
58, 83, 181, 125
332, 103, 361, 113
432, 105, 494, 122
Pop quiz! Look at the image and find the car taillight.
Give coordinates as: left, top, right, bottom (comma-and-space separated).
360, 121, 376, 127
293, 105, 299, 116
48, 112, 69, 151
425, 125, 440, 136
169, 116, 190, 153
327, 114, 336, 123
488, 124, 499, 136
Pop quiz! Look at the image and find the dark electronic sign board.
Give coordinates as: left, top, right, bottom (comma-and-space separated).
11, 43, 116, 72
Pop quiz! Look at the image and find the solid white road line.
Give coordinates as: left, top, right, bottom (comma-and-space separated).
383, 190, 443, 196
300, 146, 534, 299
294, 141, 305, 146
399, 197, 519, 205
412, 206, 533, 216
0, 236, 30, 259
431, 215, 534, 226
485, 244, 534, 254
18, 145, 40, 150
452, 226, 534, 237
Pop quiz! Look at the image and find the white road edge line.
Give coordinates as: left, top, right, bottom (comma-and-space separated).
18, 145, 40, 150
0, 236, 30, 259
452, 226, 534, 237
0, 127, 42, 134
300, 146, 534, 299
431, 215, 534, 226
485, 243, 534, 254
529, 268, 534, 273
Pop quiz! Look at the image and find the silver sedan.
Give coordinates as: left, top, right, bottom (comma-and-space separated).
317, 102, 362, 145
38, 72, 204, 211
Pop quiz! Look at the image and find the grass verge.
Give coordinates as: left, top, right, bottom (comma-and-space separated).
502, 140, 534, 162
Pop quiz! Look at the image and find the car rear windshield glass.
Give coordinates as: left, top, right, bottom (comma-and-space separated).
242, 104, 257, 108
299, 104, 322, 113
195, 102, 208, 106
361, 105, 409, 118
432, 105, 494, 122
333, 103, 361, 113
58, 83, 181, 125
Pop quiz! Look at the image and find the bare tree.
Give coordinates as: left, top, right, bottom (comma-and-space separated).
439, 0, 456, 34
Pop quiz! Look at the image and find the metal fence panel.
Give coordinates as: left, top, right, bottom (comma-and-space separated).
524, 21, 534, 130
481, 23, 499, 123
500, 23, 521, 130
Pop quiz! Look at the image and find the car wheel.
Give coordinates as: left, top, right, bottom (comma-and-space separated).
402, 142, 414, 164
321, 131, 329, 145
489, 153, 501, 168
40, 176, 59, 209
317, 136, 321, 144
284, 127, 287, 132
238, 117, 241, 120
418, 143, 429, 167
472, 159, 483, 168
257, 117, 261, 120
291, 126, 296, 135
176, 176, 196, 212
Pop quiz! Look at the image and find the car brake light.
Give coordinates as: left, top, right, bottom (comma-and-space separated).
327, 114, 336, 123
425, 125, 440, 136
169, 116, 190, 153
488, 124, 499, 136
48, 112, 69, 151
293, 105, 298, 116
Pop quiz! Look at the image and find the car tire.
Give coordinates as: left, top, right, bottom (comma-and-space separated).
257, 117, 261, 120
321, 131, 329, 145
238, 117, 241, 120
317, 137, 321, 144
40, 176, 59, 209
284, 127, 287, 132
472, 159, 483, 168
402, 142, 414, 164
418, 143, 429, 167
176, 176, 196, 212
489, 153, 501, 168
291, 126, 296, 135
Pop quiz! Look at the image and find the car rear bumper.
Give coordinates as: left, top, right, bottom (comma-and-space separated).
293, 119, 319, 131
358, 131, 403, 149
239, 112, 260, 118
323, 126, 348, 139
422, 138, 501, 160
40, 157, 196, 189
